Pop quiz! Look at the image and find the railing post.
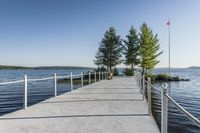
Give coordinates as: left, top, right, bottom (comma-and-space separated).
147, 77, 152, 115
23, 75, 27, 109
161, 83, 169, 133
54, 73, 57, 97
81, 72, 84, 87
89, 72, 91, 84
99, 71, 101, 81
94, 72, 96, 82
102, 71, 103, 80
70, 72, 73, 91
140, 73, 142, 91
142, 74, 145, 100
107, 72, 108, 79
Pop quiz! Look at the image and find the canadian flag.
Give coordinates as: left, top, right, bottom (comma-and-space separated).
166, 20, 170, 26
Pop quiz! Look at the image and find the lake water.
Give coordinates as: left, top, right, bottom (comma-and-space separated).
0, 69, 92, 115
152, 68, 200, 133
0, 68, 199, 133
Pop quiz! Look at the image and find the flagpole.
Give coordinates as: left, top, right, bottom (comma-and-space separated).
168, 20, 171, 77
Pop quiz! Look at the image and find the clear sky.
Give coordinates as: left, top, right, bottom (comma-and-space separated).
0, 0, 200, 68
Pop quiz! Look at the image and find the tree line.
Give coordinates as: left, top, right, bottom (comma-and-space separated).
94, 23, 163, 75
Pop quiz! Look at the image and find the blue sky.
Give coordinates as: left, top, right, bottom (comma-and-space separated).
0, 0, 199, 68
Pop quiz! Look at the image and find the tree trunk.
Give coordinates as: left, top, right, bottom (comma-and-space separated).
131, 64, 134, 76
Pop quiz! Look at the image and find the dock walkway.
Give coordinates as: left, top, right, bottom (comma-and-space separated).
0, 77, 160, 133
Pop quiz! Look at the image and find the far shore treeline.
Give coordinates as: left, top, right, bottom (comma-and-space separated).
0, 65, 92, 70
94, 23, 162, 76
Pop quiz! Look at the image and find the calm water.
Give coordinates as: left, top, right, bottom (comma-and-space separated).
0, 68, 200, 133
0, 69, 92, 115
152, 68, 200, 133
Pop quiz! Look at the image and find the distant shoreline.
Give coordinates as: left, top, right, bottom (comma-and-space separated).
0, 65, 93, 70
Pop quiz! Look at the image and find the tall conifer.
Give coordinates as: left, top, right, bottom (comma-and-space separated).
139, 23, 163, 74
94, 27, 123, 71
124, 26, 140, 75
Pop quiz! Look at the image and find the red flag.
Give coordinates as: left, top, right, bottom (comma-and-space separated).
166, 20, 170, 26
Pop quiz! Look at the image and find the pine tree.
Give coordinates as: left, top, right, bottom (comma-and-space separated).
139, 23, 163, 74
94, 27, 123, 72
124, 26, 140, 75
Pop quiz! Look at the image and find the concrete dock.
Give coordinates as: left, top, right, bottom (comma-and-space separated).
0, 77, 160, 133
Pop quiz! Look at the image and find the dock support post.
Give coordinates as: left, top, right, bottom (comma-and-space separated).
23, 75, 27, 109
142, 74, 145, 100
89, 72, 91, 84
147, 77, 151, 115
161, 83, 168, 133
70, 72, 73, 91
94, 72, 96, 82
54, 73, 57, 97
81, 72, 83, 87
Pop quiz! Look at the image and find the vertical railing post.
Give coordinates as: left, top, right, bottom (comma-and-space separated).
81, 72, 84, 87
102, 71, 103, 80
137, 72, 140, 89
24, 75, 27, 109
89, 72, 91, 84
54, 73, 57, 97
99, 71, 101, 81
140, 73, 142, 91
142, 74, 145, 100
70, 72, 73, 91
161, 83, 168, 133
147, 77, 152, 115
94, 72, 96, 82
106, 72, 108, 79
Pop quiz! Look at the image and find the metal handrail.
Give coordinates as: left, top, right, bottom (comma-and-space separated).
56, 75, 71, 79
0, 71, 108, 110
134, 69, 200, 133
0, 79, 24, 85
164, 93, 200, 128
150, 84, 162, 93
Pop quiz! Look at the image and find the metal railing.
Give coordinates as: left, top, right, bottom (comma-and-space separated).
0, 71, 108, 110
134, 69, 200, 133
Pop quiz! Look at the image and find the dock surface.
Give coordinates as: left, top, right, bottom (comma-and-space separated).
0, 77, 160, 133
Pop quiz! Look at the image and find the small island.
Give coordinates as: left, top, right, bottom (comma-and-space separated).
147, 73, 190, 82
188, 66, 200, 69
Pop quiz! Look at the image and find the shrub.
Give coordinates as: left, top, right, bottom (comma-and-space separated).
123, 68, 134, 76
113, 67, 119, 76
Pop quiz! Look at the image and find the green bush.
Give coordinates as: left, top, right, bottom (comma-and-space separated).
123, 68, 134, 76
113, 67, 119, 76
155, 73, 170, 81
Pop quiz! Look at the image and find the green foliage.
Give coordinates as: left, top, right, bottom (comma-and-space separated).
155, 74, 171, 81
124, 26, 140, 72
139, 23, 163, 74
95, 66, 107, 72
94, 27, 123, 71
113, 67, 119, 76
146, 73, 170, 81
123, 68, 134, 76
145, 73, 155, 81
0, 65, 32, 70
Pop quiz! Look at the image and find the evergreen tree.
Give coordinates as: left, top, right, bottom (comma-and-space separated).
139, 23, 163, 74
124, 26, 140, 75
94, 27, 123, 72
